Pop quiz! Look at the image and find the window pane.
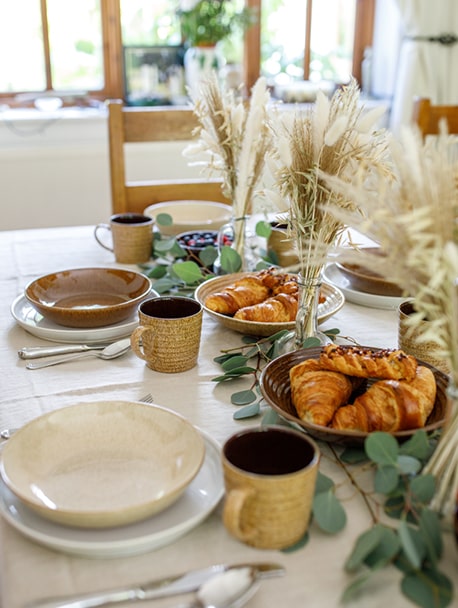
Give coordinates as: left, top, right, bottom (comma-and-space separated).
261, 0, 307, 82
0, 0, 46, 92
310, 0, 355, 83
47, 0, 104, 91
120, 0, 181, 46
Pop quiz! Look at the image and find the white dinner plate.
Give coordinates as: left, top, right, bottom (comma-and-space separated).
10, 290, 158, 344
0, 430, 223, 558
323, 264, 405, 311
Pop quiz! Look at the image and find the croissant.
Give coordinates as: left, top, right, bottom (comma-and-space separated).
289, 359, 359, 426
234, 292, 298, 322
319, 344, 417, 381
331, 365, 437, 432
204, 275, 270, 315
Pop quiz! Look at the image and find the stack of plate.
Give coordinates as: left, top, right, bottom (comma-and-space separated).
0, 401, 224, 557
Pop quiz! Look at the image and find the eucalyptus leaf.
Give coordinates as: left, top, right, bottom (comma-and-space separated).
199, 246, 218, 266
384, 495, 406, 520
418, 509, 443, 563
213, 353, 241, 364
150, 277, 180, 294
399, 430, 431, 460
314, 472, 335, 494
154, 237, 178, 253
398, 520, 422, 570
312, 489, 347, 534
365, 432, 399, 465
410, 474, 436, 504
221, 365, 257, 375
374, 465, 399, 494
233, 402, 261, 419
155, 212, 173, 227
341, 572, 375, 604
281, 530, 309, 553
255, 220, 272, 238
363, 526, 400, 569
221, 355, 249, 371
344, 524, 384, 572
401, 568, 453, 608
144, 265, 168, 279
339, 447, 367, 464
231, 389, 257, 405
261, 407, 282, 426
220, 246, 242, 273
397, 454, 422, 475
171, 260, 204, 284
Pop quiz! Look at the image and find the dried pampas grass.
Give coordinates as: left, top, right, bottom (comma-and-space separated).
322, 126, 458, 517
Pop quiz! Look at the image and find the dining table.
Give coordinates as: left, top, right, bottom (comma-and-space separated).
0, 224, 456, 608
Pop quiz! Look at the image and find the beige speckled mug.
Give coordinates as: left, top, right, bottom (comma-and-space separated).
94, 213, 154, 264
222, 426, 320, 549
130, 297, 203, 373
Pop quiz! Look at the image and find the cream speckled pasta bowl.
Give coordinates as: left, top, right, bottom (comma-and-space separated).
0, 401, 205, 528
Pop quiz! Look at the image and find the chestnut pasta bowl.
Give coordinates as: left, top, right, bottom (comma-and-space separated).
259, 345, 449, 446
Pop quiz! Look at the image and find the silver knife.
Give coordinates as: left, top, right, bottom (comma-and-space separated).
18, 344, 108, 359
25, 562, 285, 608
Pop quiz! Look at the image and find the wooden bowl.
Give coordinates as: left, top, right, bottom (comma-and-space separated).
259, 345, 449, 446
194, 273, 344, 337
25, 267, 151, 328
336, 248, 403, 297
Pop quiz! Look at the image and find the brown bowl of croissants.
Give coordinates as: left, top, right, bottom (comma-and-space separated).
260, 344, 449, 446
194, 269, 344, 337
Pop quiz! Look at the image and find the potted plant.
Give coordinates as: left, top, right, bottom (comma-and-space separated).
177, 0, 255, 97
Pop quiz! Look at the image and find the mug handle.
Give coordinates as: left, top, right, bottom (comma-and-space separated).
94, 223, 114, 252
222, 487, 257, 542
130, 326, 151, 361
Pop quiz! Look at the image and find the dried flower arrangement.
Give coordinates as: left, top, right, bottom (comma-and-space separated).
264, 78, 391, 342
322, 127, 458, 517
184, 74, 272, 270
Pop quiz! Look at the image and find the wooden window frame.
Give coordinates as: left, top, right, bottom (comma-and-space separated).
1, 0, 374, 106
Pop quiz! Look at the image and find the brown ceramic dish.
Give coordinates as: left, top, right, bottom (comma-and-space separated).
259, 345, 449, 446
25, 267, 151, 328
336, 248, 403, 297
194, 273, 345, 337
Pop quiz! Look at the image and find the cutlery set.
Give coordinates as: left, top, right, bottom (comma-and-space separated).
18, 338, 132, 369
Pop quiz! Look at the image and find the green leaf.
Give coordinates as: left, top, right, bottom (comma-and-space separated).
384, 495, 406, 520
410, 474, 436, 504
151, 277, 179, 293
221, 355, 249, 371
399, 430, 431, 460
419, 508, 443, 563
171, 261, 204, 284
300, 337, 322, 349
281, 530, 309, 552
401, 567, 453, 608
341, 572, 375, 604
345, 524, 384, 572
312, 489, 347, 534
398, 520, 422, 570
155, 212, 173, 227
220, 246, 242, 273
339, 447, 367, 464
214, 353, 241, 365
397, 454, 422, 475
261, 407, 282, 426
145, 265, 167, 279
233, 402, 261, 419
199, 246, 218, 267
221, 365, 256, 375
363, 526, 400, 568
365, 432, 399, 465
314, 472, 335, 494
255, 220, 272, 238
154, 237, 177, 253
231, 389, 257, 405
374, 465, 399, 494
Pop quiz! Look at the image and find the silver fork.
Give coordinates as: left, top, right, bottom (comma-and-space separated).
0, 393, 154, 440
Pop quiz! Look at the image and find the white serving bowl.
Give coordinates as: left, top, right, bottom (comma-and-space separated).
0, 401, 206, 528
144, 200, 232, 236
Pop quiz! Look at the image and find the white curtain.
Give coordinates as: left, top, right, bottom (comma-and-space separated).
389, 0, 458, 133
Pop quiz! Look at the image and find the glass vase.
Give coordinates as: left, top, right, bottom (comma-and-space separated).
216, 215, 257, 274
294, 273, 331, 348
184, 45, 223, 99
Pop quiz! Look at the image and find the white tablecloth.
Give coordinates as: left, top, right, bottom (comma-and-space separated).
0, 226, 456, 608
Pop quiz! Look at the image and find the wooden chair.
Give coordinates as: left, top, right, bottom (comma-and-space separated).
412, 97, 458, 138
107, 100, 229, 215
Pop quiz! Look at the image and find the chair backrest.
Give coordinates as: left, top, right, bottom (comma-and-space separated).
412, 97, 458, 138
107, 100, 229, 215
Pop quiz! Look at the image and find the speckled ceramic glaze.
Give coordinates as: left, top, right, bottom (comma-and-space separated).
25, 267, 151, 328
0, 401, 205, 528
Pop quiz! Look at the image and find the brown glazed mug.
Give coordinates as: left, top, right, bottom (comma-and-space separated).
130, 297, 203, 373
222, 426, 320, 549
94, 213, 154, 264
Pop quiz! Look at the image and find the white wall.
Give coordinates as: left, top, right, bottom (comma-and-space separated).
0, 106, 200, 231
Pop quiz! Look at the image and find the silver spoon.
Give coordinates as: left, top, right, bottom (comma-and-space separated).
25, 338, 131, 369
177, 568, 259, 608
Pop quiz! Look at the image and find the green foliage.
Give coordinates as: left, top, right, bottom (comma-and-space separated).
341, 431, 453, 608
